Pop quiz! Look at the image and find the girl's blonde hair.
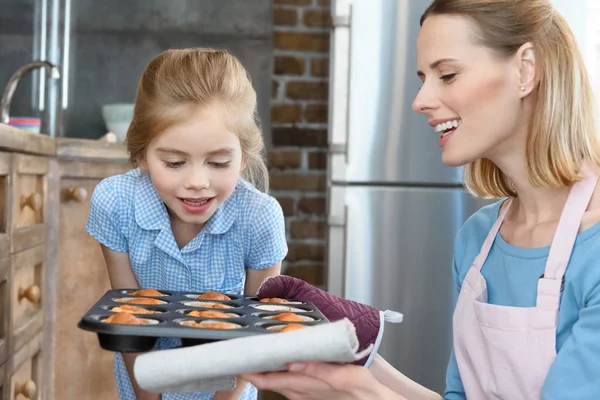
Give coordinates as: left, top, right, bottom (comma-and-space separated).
126, 48, 269, 192
421, 0, 600, 198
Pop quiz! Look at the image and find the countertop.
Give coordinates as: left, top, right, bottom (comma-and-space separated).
56, 137, 128, 161
0, 123, 129, 161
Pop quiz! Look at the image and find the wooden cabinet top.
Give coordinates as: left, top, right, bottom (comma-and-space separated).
0, 124, 129, 162
56, 138, 128, 161
0, 124, 55, 156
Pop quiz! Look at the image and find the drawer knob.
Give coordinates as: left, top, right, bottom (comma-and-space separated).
15, 379, 37, 399
18, 285, 41, 304
20, 193, 42, 212
66, 187, 88, 203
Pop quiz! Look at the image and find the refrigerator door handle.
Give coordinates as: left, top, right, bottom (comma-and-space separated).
329, 2, 352, 162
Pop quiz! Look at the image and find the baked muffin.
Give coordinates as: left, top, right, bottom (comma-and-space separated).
104, 312, 149, 325
197, 292, 231, 301
129, 288, 164, 297
122, 297, 163, 305
269, 312, 304, 322
111, 305, 156, 314
181, 320, 239, 329
259, 297, 290, 304
198, 302, 232, 309
188, 310, 231, 318
268, 323, 305, 332
281, 324, 305, 332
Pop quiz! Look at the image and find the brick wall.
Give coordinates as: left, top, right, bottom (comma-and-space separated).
268, 0, 331, 287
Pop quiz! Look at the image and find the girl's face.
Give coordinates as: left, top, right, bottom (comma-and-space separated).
140, 103, 244, 228
412, 14, 528, 167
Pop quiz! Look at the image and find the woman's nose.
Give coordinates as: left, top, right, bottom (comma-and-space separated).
412, 83, 437, 114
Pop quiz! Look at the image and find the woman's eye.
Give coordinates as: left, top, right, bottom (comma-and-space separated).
440, 73, 457, 83
164, 161, 185, 169
209, 161, 230, 169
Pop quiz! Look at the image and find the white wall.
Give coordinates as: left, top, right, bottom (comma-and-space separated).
553, 0, 600, 116
552, 0, 588, 52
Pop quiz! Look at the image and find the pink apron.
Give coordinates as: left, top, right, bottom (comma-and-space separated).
453, 165, 598, 400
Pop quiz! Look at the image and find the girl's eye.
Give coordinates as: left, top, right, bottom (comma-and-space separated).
209, 161, 231, 169
164, 161, 185, 169
440, 73, 457, 83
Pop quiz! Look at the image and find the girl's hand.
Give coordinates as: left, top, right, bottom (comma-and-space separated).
241, 362, 403, 400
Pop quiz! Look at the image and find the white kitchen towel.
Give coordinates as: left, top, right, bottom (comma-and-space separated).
133, 318, 372, 394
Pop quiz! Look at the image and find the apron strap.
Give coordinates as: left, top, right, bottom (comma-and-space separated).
537, 163, 598, 311
473, 198, 513, 271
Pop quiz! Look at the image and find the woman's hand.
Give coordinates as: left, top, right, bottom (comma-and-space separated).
241, 362, 404, 400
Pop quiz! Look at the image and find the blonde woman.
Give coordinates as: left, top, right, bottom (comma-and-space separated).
86, 49, 287, 400
243, 0, 600, 399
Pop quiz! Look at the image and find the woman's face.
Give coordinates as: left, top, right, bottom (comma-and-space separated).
412, 14, 527, 167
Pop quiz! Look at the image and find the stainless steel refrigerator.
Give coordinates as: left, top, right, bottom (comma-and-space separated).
326, 0, 492, 394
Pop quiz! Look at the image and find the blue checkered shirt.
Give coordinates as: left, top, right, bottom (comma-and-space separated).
86, 169, 288, 400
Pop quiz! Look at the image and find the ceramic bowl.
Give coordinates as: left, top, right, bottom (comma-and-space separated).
101, 103, 134, 142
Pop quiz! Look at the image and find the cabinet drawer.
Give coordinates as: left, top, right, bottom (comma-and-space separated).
11, 156, 47, 253
9, 334, 41, 400
10, 246, 44, 353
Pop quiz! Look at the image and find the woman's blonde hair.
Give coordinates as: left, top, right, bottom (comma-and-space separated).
421, 0, 600, 198
126, 48, 269, 192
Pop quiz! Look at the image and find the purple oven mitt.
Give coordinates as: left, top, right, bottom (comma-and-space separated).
256, 275, 403, 367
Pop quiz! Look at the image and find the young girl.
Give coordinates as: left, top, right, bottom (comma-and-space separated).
86, 48, 287, 400
242, 0, 600, 399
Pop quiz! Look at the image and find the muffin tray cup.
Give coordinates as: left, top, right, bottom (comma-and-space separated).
78, 289, 330, 353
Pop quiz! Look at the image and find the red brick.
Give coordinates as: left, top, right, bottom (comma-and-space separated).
308, 151, 327, 170
286, 81, 328, 100
285, 264, 325, 285
275, 56, 305, 75
311, 58, 329, 77
274, 32, 330, 52
268, 150, 302, 169
286, 244, 325, 262
275, 197, 295, 216
274, 0, 311, 5
317, 0, 331, 6
270, 173, 326, 191
272, 127, 327, 147
303, 9, 332, 27
274, 8, 297, 26
304, 104, 328, 123
298, 197, 326, 214
271, 104, 301, 123
291, 221, 326, 239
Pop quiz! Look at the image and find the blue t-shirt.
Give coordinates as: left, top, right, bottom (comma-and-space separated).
86, 168, 288, 400
445, 200, 600, 400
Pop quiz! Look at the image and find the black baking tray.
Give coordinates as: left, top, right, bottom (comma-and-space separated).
78, 289, 329, 353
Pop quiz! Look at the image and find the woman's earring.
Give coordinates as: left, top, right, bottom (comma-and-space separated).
520, 86, 526, 91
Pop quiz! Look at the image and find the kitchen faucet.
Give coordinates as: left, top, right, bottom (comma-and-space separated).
0, 60, 60, 124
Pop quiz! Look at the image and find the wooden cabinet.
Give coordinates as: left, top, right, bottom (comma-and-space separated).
0, 153, 10, 258
0, 125, 130, 400
0, 362, 8, 400
53, 160, 131, 400
52, 161, 128, 400
0, 258, 9, 368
